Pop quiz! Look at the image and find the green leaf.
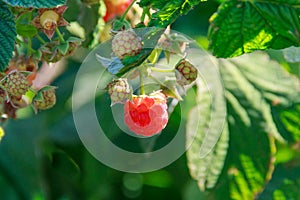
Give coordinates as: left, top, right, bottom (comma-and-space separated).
272, 104, 300, 143
223, 51, 300, 143
57, 42, 69, 55
186, 51, 228, 190
258, 164, 300, 200
211, 52, 298, 199
15, 11, 37, 37
228, 52, 300, 106
16, 24, 38, 37
220, 52, 286, 142
209, 1, 300, 58
282, 46, 300, 63
139, 0, 206, 27
3, 0, 66, 8
186, 78, 229, 190
267, 49, 300, 78
0, 2, 16, 71
218, 96, 276, 199
280, 105, 300, 141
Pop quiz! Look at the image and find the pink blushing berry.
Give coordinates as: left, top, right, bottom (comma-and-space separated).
124, 92, 168, 137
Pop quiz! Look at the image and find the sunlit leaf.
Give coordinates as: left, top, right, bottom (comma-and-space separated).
186, 50, 228, 190
211, 51, 298, 199
228, 52, 300, 106
186, 77, 229, 190
209, 1, 300, 58
139, 0, 207, 27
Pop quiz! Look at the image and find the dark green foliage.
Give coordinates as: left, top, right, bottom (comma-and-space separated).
0, 2, 16, 71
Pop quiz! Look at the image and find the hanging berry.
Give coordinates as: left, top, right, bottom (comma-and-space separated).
112, 30, 143, 59
33, 89, 56, 110
107, 78, 132, 105
175, 59, 198, 86
5, 71, 29, 98
124, 92, 168, 137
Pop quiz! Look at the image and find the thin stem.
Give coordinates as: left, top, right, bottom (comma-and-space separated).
0, 76, 6, 88
55, 28, 65, 43
150, 67, 174, 73
27, 37, 32, 55
139, 69, 145, 95
120, 0, 137, 21
145, 8, 151, 19
140, 7, 148, 23
16, 38, 35, 55
36, 34, 46, 44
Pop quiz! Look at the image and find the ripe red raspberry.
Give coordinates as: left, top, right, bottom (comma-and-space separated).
5, 71, 29, 98
112, 30, 142, 59
33, 89, 56, 110
175, 59, 198, 85
124, 92, 168, 137
107, 78, 132, 105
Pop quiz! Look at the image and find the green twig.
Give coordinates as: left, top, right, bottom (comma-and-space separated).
55, 28, 65, 43
139, 69, 145, 95
15, 37, 35, 55
150, 67, 174, 73
120, 0, 137, 21
36, 34, 46, 44
27, 37, 33, 55
140, 7, 148, 23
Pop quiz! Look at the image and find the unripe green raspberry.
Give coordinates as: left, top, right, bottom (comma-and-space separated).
34, 89, 56, 110
112, 30, 142, 59
107, 78, 132, 105
5, 72, 29, 98
175, 59, 197, 85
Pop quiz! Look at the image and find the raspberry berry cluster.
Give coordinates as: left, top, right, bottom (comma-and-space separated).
0, 5, 83, 122
103, 29, 198, 137
0, 57, 57, 121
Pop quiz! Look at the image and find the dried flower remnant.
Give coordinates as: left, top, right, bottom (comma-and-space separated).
32, 6, 68, 39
